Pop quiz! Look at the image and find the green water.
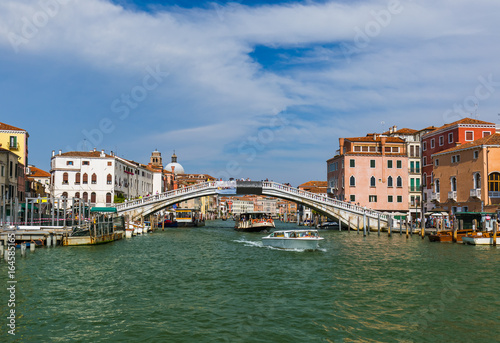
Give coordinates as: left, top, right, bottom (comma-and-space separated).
0, 220, 499, 342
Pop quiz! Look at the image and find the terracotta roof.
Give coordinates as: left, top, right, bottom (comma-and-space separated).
423, 118, 494, 138
0, 122, 25, 131
382, 128, 418, 135
29, 166, 50, 178
346, 136, 405, 143
298, 181, 328, 188
433, 133, 500, 155
58, 151, 113, 158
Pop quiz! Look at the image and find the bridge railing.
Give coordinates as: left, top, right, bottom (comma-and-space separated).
116, 181, 217, 212
262, 182, 389, 221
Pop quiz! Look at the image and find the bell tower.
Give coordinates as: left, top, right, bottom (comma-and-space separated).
150, 149, 163, 168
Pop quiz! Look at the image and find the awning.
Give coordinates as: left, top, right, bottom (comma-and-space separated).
21, 203, 38, 210
90, 207, 117, 213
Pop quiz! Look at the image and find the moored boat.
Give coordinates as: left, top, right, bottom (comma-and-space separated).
262, 229, 324, 250
234, 212, 275, 232
317, 221, 339, 230
462, 231, 499, 245
428, 229, 474, 243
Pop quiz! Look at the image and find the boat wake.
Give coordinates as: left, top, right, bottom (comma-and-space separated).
233, 239, 326, 252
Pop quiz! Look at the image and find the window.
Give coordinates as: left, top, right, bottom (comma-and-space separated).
370, 176, 376, 187
410, 161, 414, 172
396, 160, 402, 169
439, 136, 444, 146
75, 172, 81, 184
108, 161, 112, 166
423, 156, 427, 166
392, 147, 399, 153
370, 160, 375, 168
488, 173, 500, 192
435, 159, 439, 166
388, 195, 393, 202
397, 196, 402, 203
91, 192, 96, 203
451, 155, 461, 163
349, 176, 356, 187
362, 146, 369, 152
62, 172, 68, 184
369, 195, 377, 202
83, 173, 88, 184
410, 146, 414, 157
473, 151, 479, 159
107, 174, 112, 185
62, 192, 68, 199
387, 160, 393, 169
9, 136, 17, 149
67, 161, 73, 166
416, 161, 420, 173
1, 165, 3, 177
106, 193, 112, 204
465, 131, 474, 141
91, 173, 97, 184
415, 146, 420, 158
411, 196, 415, 206
396, 176, 402, 187
354, 146, 361, 152
451, 177, 457, 192
350, 159, 355, 168
388, 176, 393, 187
350, 195, 355, 202
423, 141, 427, 151
474, 173, 481, 189
448, 132, 453, 143
430, 139, 435, 149
435, 179, 440, 193
483, 131, 491, 137
369, 146, 376, 152
82, 161, 89, 165
75, 192, 80, 198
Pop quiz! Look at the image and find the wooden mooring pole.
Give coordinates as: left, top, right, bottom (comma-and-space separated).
493, 221, 497, 247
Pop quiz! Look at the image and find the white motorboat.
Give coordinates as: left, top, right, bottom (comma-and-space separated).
462, 231, 499, 245
262, 229, 324, 250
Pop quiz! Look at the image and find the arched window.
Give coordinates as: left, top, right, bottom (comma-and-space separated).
396, 176, 402, 187
349, 176, 356, 187
107, 174, 112, 185
75, 192, 80, 199
450, 176, 457, 192
474, 173, 481, 189
62, 192, 68, 198
83, 173, 88, 184
488, 172, 500, 192
106, 192, 112, 204
62, 172, 68, 184
82, 192, 88, 201
91, 173, 97, 184
91, 192, 96, 203
387, 176, 393, 187
75, 172, 81, 184
370, 176, 376, 187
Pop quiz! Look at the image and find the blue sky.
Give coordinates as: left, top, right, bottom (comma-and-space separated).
1, 0, 500, 186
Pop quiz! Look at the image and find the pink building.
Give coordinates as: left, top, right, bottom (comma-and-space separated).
327, 134, 409, 212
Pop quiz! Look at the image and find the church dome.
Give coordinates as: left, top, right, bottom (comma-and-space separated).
166, 151, 185, 175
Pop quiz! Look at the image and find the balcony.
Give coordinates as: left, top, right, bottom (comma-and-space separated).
489, 191, 500, 198
409, 186, 421, 192
409, 168, 421, 174
430, 192, 440, 202
470, 189, 481, 198
448, 191, 457, 201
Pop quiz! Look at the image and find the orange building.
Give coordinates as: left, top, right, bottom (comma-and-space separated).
431, 133, 500, 214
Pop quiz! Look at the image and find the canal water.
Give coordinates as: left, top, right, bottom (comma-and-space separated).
1, 220, 499, 342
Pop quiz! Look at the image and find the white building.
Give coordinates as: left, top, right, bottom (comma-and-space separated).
50, 149, 154, 206
232, 199, 254, 214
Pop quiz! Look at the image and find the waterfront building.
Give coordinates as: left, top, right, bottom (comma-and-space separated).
327, 134, 409, 212
0, 148, 22, 199
26, 166, 51, 197
50, 149, 154, 206
431, 133, 500, 214
0, 122, 29, 200
298, 181, 328, 221
383, 126, 435, 219
421, 118, 496, 213
232, 198, 255, 214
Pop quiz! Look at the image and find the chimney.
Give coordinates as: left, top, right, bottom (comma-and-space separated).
52, 150, 55, 157
339, 138, 345, 155
58, 150, 62, 155
381, 137, 387, 155
101, 149, 105, 157
393, 125, 397, 133
93, 148, 97, 152
111, 151, 114, 156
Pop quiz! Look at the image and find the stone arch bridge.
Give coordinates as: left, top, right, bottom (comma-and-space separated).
115, 181, 391, 231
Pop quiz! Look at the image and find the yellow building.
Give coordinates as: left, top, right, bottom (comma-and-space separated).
0, 122, 29, 167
